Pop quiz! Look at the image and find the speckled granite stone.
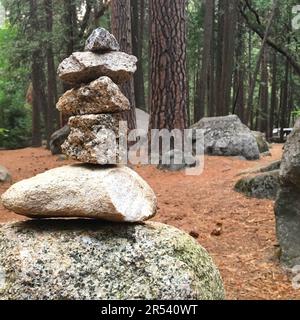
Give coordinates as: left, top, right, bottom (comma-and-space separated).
62, 114, 126, 165
56, 77, 130, 116
0, 220, 225, 300
1, 165, 157, 222
58, 51, 137, 85
85, 28, 120, 52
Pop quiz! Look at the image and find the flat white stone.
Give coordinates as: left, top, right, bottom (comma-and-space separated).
1, 165, 157, 222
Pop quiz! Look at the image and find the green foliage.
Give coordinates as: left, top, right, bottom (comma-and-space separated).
0, 25, 31, 149
292, 109, 300, 117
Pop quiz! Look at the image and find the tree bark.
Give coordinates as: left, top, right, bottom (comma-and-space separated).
258, 47, 269, 135
269, 51, 277, 139
111, 0, 137, 130
149, 0, 188, 131
233, 14, 245, 123
45, 0, 58, 147
280, 60, 289, 142
63, 0, 78, 56
215, 0, 225, 116
30, 0, 42, 147
194, 0, 214, 122
215, 0, 237, 116
131, 0, 147, 111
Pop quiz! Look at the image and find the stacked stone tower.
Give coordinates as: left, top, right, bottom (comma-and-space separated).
1, 28, 157, 223
0, 29, 225, 300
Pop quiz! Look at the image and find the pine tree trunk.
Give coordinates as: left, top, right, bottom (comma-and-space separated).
215, 0, 225, 116
233, 14, 245, 123
30, 0, 42, 147
258, 48, 269, 135
111, 0, 137, 130
131, 0, 147, 111
45, 0, 58, 148
208, 2, 216, 118
220, 0, 237, 115
63, 0, 78, 56
194, 0, 214, 122
149, 0, 188, 131
31, 51, 42, 148
280, 60, 289, 142
247, 0, 278, 129
269, 51, 277, 139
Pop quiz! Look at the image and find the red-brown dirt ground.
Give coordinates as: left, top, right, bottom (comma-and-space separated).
0, 144, 299, 300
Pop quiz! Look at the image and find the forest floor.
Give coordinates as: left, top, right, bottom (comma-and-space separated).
0, 144, 299, 300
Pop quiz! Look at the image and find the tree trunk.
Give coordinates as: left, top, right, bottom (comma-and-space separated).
247, 0, 278, 129
63, 0, 78, 56
31, 51, 42, 148
131, 0, 147, 112
215, 0, 225, 116
258, 48, 269, 135
233, 14, 245, 123
222, 0, 237, 115
149, 0, 188, 131
30, 0, 42, 147
194, 0, 214, 122
208, 3, 216, 118
269, 51, 277, 139
280, 60, 289, 142
45, 0, 58, 148
111, 0, 137, 130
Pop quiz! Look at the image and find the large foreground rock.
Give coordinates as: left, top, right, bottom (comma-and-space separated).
58, 51, 137, 85
191, 115, 260, 160
62, 114, 125, 165
57, 77, 130, 115
280, 120, 300, 186
275, 119, 300, 266
49, 125, 70, 155
0, 220, 225, 300
1, 165, 157, 222
85, 27, 120, 52
235, 170, 280, 200
275, 186, 300, 266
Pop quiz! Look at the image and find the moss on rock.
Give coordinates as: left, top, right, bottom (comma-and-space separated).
0, 220, 224, 300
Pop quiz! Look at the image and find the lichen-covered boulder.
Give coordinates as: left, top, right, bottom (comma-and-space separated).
0, 220, 225, 300
275, 185, 300, 267
56, 77, 130, 116
85, 27, 120, 52
58, 51, 137, 85
280, 120, 300, 186
62, 114, 126, 165
235, 170, 280, 200
275, 118, 300, 267
191, 115, 260, 160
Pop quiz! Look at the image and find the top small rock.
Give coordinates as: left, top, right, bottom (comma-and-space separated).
85, 28, 120, 53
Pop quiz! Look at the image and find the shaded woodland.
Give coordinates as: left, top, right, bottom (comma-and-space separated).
0, 0, 299, 149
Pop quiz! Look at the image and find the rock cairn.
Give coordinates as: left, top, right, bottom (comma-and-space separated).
0, 29, 225, 300
1, 28, 157, 223
58, 28, 137, 165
